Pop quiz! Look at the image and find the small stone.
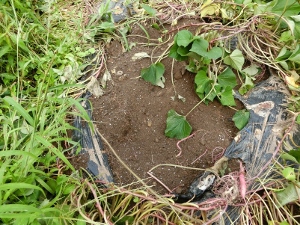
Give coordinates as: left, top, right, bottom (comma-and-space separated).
147, 120, 152, 127
174, 71, 183, 80
118, 75, 127, 81
155, 138, 159, 143
200, 138, 206, 145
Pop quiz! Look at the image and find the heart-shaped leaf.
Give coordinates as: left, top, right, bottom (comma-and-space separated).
218, 67, 237, 88
224, 49, 244, 71
205, 46, 223, 59
165, 110, 192, 139
190, 39, 222, 59
219, 86, 236, 106
239, 75, 254, 95
195, 70, 213, 99
275, 182, 300, 206
242, 64, 260, 76
232, 109, 250, 130
176, 30, 194, 47
169, 42, 188, 61
141, 62, 165, 88
282, 167, 296, 181
190, 38, 209, 55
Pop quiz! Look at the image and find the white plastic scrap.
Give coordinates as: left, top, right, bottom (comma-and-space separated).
101, 70, 112, 88
87, 76, 104, 97
131, 52, 150, 61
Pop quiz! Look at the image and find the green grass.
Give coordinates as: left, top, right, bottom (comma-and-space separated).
0, 0, 299, 224
0, 0, 96, 223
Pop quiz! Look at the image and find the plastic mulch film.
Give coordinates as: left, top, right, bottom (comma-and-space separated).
70, 0, 134, 184
176, 70, 300, 224
72, 91, 114, 184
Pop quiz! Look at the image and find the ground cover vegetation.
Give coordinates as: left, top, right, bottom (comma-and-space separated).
0, 0, 300, 224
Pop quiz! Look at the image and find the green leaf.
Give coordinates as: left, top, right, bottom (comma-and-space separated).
276, 47, 292, 61
242, 64, 260, 76
177, 46, 191, 56
141, 63, 165, 88
206, 47, 222, 59
195, 70, 213, 99
0, 46, 10, 58
219, 86, 236, 106
239, 76, 254, 95
283, 149, 300, 163
0, 183, 45, 197
282, 167, 295, 181
176, 30, 194, 47
206, 84, 219, 102
297, 114, 300, 124
279, 61, 290, 70
63, 184, 76, 195
186, 60, 197, 73
275, 182, 300, 206
190, 38, 209, 55
35, 135, 75, 172
0, 204, 41, 215
169, 43, 188, 61
98, 22, 115, 33
165, 110, 192, 139
269, 0, 300, 17
190, 39, 222, 59
141, 4, 156, 16
232, 109, 250, 130
10, 33, 30, 53
279, 222, 290, 225
3, 96, 35, 126
279, 30, 293, 43
288, 44, 300, 63
151, 23, 160, 30
223, 49, 245, 71
218, 67, 237, 88
281, 152, 299, 164
133, 196, 139, 203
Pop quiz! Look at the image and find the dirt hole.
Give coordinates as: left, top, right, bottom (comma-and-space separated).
90, 20, 241, 194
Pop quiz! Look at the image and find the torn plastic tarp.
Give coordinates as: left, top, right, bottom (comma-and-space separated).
100, 0, 136, 23
72, 91, 114, 184
175, 71, 300, 224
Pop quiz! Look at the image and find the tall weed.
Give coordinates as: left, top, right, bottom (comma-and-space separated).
0, 0, 95, 223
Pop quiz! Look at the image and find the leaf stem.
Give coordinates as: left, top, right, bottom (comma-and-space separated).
170, 58, 177, 96
154, 42, 172, 64
185, 82, 216, 117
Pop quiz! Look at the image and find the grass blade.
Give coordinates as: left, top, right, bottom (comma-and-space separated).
35, 135, 75, 172
3, 97, 34, 126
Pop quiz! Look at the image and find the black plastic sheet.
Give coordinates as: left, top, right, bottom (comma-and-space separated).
176, 72, 300, 224
72, 92, 114, 184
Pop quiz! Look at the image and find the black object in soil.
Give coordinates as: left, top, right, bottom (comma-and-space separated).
175, 71, 300, 223
72, 92, 114, 184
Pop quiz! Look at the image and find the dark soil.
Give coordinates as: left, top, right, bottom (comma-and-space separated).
90, 20, 241, 194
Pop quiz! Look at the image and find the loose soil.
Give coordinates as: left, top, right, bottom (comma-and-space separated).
90, 20, 241, 194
